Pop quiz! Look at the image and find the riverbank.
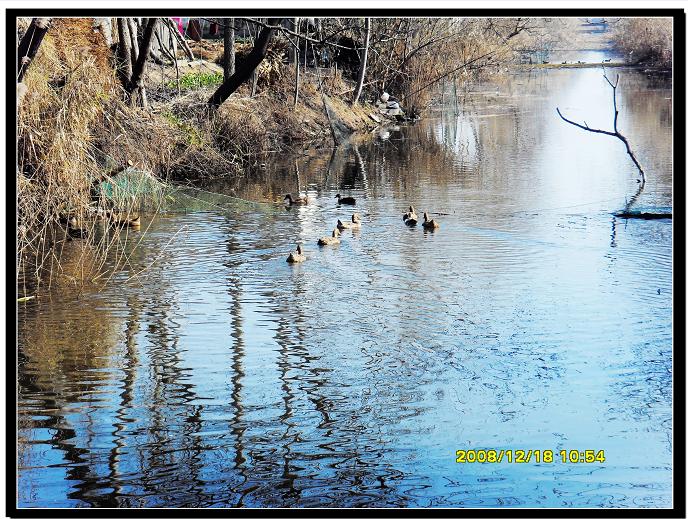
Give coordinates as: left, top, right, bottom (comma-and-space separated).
18, 19, 381, 181
17, 18, 383, 289
521, 62, 672, 74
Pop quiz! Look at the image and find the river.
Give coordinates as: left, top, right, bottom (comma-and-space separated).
17, 57, 673, 508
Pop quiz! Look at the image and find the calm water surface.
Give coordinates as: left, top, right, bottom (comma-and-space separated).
17, 65, 673, 508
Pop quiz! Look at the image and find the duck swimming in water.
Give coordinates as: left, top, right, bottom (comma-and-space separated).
335, 194, 356, 205
402, 205, 416, 220
284, 193, 309, 205
403, 205, 418, 226
318, 228, 341, 246
286, 244, 306, 263
350, 213, 361, 230
336, 219, 351, 231
107, 211, 141, 229
422, 212, 439, 230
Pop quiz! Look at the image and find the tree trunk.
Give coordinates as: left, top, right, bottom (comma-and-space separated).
223, 18, 235, 81
126, 18, 158, 107
250, 19, 261, 97
208, 18, 281, 107
17, 18, 51, 83
293, 18, 300, 108
116, 18, 132, 86
163, 18, 194, 61
351, 18, 371, 106
127, 18, 139, 64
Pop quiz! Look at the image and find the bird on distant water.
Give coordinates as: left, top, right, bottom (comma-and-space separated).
318, 228, 341, 246
286, 244, 306, 263
337, 219, 351, 231
402, 205, 418, 225
422, 212, 439, 230
284, 193, 309, 205
335, 194, 356, 205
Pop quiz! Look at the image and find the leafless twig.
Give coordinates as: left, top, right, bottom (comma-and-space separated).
556, 71, 646, 183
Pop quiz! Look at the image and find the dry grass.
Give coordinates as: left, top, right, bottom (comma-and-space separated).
612, 18, 672, 68
17, 19, 168, 293
17, 19, 378, 293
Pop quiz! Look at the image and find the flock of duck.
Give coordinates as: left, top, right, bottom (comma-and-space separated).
60, 210, 140, 240
283, 194, 440, 264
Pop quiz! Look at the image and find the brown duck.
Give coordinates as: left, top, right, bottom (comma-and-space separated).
108, 211, 141, 228
284, 193, 309, 205
286, 244, 306, 263
403, 205, 418, 226
422, 212, 439, 230
336, 219, 351, 231
318, 228, 341, 246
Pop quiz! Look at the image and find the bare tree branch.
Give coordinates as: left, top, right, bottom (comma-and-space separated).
556, 72, 646, 182
239, 17, 359, 51
162, 18, 194, 60
208, 18, 281, 107
352, 18, 371, 106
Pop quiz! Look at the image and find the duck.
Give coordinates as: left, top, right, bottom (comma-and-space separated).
422, 212, 439, 230
284, 193, 309, 205
402, 205, 418, 223
336, 218, 351, 230
350, 213, 362, 230
380, 92, 390, 103
335, 194, 356, 205
318, 228, 341, 246
121, 216, 141, 228
286, 244, 306, 263
108, 211, 141, 228
57, 214, 87, 238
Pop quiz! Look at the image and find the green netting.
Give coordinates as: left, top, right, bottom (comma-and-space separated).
99, 169, 165, 210
161, 185, 282, 215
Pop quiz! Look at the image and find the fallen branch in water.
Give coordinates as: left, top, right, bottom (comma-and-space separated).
614, 211, 672, 220
556, 71, 646, 184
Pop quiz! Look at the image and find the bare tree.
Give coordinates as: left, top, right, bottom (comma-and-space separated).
208, 18, 281, 107
293, 18, 300, 108
223, 18, 235, 81
556, 71, 646, 183
127, 18, 139, 64
162, 18, 194, 61
351, 18, 371, 106
116, 18, 133, 87
118, 17, 159, 108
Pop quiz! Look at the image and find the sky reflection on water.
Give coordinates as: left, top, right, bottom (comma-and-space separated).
17, 65, 673, 508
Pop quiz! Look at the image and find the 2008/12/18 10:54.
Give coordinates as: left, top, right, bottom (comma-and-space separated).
455, 449, 606, 464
